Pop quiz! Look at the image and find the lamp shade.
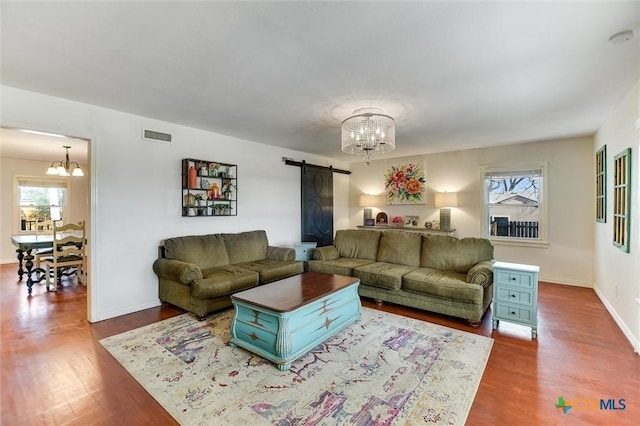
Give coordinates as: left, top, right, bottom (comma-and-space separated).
434, 192, 458, 208
359, 194, 382, 207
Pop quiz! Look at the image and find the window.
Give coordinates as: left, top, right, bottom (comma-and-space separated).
16, 176, 68, 233
613, 148, 631, 252
595, 146, 606, 223
483, 163, 547, 245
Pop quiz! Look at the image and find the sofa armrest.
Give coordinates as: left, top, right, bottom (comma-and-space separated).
466, 260, 495, 286
311, 245, 339, 261
153, 258, 202, 285
265, 246, 295, 261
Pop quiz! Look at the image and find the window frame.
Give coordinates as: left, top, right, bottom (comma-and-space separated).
482, 162, 549, 247
14, 175, 70, 234
595, 145, 606, 223
613, 148, 631, 253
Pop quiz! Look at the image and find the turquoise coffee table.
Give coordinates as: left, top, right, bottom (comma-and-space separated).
230, 272, 361, 370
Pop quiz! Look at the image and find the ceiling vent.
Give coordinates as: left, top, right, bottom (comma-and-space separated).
142, 128, 172, 143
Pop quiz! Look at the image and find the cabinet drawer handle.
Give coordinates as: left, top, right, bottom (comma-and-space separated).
510, 311, 517, 315
511, 277, 517, 281
511, 294, 516, 298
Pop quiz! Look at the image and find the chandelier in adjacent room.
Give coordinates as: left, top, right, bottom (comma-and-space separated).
46, 145, 84, 176
341, 107, 395, 163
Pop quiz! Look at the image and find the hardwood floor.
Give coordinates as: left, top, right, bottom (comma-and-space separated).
1, 262, 638, 425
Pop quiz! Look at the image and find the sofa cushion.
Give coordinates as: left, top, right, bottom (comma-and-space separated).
354, 262, 418, 291
334, 229, 381, 261
222, 230, 268, 264
377, 231, 422, 267
307, 258, 375, 276
402, 268, 484, 304
191, 265, 259, 299
164, 234, 229, 269
420, 235, 494, 274
235, 260, 304, 284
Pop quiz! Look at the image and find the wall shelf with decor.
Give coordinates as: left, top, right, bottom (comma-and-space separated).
182, 158, 237, 217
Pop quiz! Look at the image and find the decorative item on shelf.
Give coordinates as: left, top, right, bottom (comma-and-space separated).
341, 107, 395, 165
184, 193, 196, 207
404, 216, 419, 227
434, 192, 458, 231
209, 163, 219, 177
208, 182, 220, 200
194, 194, 205, 206
201, 179, 209, 189
200, 165, 208, 176
222, 181, 236, 199
376, 212, 388, 225
425, 221, 433, 229
188, 165, 197, 189
392, 216, 404, 228
218, 166, 228, 177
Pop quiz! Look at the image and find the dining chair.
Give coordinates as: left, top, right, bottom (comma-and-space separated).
40, 221, 85, 291
34, 219, 56, 269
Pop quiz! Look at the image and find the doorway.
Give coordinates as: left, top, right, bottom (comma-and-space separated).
1, 126, 92, 317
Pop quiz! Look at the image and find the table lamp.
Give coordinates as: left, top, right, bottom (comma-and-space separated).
359, 194, 381, 226
434, 192, 458, 231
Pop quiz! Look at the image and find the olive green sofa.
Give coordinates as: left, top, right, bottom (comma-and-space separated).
153, 230, 304, 318
308, 229, 495, 326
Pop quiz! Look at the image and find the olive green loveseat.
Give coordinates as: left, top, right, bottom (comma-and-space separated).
153, 230, 304, 318
308, 229, 494, 326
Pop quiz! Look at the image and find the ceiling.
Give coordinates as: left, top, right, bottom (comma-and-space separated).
0, 127, 88, 163
1, 1, 639, 164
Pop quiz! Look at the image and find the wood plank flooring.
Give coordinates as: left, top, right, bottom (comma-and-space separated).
1, 263, 638, 425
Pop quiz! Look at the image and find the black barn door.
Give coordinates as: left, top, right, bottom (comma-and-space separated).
301, 165, 333, 247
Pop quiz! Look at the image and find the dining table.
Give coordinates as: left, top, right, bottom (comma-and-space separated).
10, 233, 80, 295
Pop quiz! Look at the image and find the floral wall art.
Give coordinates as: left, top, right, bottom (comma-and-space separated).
384, 162, 426, 205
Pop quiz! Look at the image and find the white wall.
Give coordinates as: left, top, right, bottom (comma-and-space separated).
594, 79, 639, 353
1, 85, 349, 322
348, 136, 595, 287
0, 158, 89, 263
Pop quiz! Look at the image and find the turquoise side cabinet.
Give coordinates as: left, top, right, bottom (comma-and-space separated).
492, 261, 540, 338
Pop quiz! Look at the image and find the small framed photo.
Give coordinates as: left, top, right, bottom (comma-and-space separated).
365, 218, 375, 226
405, 216, 419, 227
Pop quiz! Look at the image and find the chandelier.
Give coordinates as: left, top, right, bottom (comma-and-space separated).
46, 145, 84, 177
341, 107, 395, 163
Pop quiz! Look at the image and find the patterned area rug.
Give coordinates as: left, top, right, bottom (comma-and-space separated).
100, 307, 492, 425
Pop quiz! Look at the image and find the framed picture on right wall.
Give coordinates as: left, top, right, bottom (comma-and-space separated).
613, 147, 631, 253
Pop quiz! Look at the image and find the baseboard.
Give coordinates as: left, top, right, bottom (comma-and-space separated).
92, 300, 162, 323
539, 276, 592, 288
1, 259, 18, 265
593, 286, 640, 355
